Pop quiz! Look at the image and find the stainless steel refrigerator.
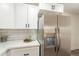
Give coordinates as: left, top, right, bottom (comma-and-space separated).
37, 11, 71, 56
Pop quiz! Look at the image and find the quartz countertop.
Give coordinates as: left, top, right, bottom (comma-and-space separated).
0, 40, 40, 56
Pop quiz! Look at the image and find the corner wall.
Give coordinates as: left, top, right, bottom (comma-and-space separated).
65, 13, 79, 50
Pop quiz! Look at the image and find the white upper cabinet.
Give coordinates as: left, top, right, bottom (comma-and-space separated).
39, 3, 64, 14
15, 4, 28, 29
0, 4, 15, 29
28, 5, 38, 29
0, 3, 38, 29
15, 4, 38, 29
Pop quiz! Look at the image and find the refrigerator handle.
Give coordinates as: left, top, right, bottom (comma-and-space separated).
57, 27, 60, 48
55, 27, 61, 55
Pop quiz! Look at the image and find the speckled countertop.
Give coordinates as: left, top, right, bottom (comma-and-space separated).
0, 40, 40, 56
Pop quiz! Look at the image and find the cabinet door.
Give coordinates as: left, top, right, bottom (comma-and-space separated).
28, 5, 38, 29
8, 47, 39, 56
15, 4, 28, 29
0, 4, 15, 28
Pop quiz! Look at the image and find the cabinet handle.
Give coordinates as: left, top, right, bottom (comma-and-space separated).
24, 53, 29, 56
28, 24, 30, 27
52, 5, 55, 9
26, 24, 27, 27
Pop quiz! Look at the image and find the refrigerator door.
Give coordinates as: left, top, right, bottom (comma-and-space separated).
58, 15, 71, 56
44, 14, 57, 56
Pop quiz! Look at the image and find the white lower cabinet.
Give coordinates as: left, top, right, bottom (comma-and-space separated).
7, 47, 39, 56
2, 52, 8, 56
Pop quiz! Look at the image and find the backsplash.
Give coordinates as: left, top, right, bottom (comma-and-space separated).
0, 29, 37, 41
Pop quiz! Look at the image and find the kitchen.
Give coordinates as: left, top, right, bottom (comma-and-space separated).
0, 3, 79, 56
0, 3, 40, 56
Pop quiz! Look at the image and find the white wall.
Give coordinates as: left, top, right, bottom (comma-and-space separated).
70, 14, 79, 50
65, 13, 79, 50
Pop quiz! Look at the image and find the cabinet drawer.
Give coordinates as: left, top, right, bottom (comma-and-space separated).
8, 47, 39, 56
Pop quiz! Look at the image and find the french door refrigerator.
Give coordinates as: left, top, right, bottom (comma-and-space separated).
38, 12, 71, 56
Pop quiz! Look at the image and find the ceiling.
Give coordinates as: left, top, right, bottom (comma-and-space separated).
64, 3, 79, 14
